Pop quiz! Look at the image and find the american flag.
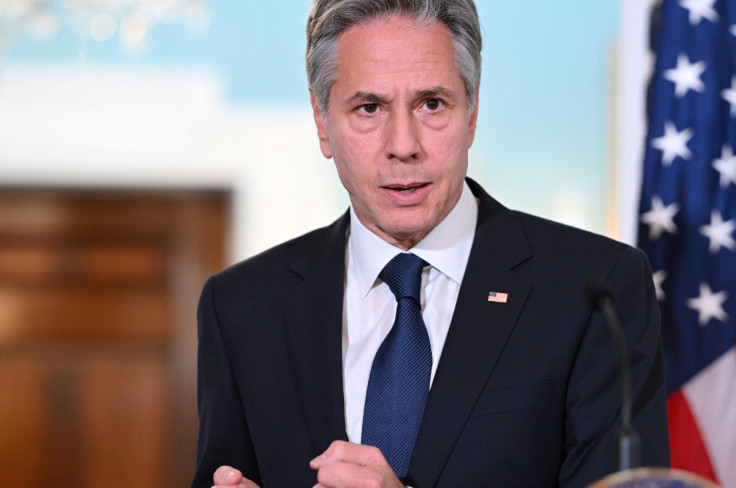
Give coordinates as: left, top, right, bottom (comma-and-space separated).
637, 0, 736, 486
487, 291, 508, 303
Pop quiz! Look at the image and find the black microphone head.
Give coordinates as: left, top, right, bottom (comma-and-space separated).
583, 277, 614, 309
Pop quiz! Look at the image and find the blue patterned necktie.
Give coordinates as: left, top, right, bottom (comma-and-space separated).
361, 252, 432, 479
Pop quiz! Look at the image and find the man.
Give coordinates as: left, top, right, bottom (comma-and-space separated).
191, 1, 670, 487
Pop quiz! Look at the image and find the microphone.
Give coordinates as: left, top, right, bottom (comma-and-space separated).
582, 277, 641, 472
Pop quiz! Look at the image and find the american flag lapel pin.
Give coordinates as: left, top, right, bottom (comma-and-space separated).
488, 291, 509, 303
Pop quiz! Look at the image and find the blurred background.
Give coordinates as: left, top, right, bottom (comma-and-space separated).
0, 1, 652, 486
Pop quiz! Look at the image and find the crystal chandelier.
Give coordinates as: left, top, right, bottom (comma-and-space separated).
0, 0, 209, 54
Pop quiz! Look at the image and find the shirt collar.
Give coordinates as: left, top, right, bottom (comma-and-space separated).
348, 181, 478, 298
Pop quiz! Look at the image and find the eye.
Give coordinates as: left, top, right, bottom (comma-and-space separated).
358, 103, 379, 114
425, 99, 442, 111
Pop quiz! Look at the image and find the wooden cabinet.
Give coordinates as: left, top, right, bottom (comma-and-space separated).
0, 188, 228, 487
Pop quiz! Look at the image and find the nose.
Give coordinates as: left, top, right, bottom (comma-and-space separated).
384, 108, 421, 163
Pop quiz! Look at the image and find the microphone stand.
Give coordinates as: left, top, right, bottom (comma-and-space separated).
583, 278, 641, 472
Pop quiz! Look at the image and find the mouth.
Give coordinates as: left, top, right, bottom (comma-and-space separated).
384, 183, 429, 194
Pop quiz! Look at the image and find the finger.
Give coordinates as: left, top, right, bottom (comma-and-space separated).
311, 440, 385, 469
213, 483, 260, 488
310, 453, 327, 469
316, 457, 391, 488
213, 481, 261, 488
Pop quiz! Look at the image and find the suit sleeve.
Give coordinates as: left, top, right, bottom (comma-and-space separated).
559, 246, 670, 486
190, 276, 262, 488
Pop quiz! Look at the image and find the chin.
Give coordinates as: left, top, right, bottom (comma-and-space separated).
385, 222, 434, 241
396, 214, 437, 232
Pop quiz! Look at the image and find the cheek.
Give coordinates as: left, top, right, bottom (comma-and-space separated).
332, 149, 373, 196
333, 159, 353, 194
425, 131, 467, 170
333, 135, 380, 182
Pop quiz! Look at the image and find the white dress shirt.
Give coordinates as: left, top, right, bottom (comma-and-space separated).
342, 181, 478, 443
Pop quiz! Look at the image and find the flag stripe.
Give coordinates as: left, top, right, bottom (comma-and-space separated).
683, 346, 736, 486
667, 390, 719, 484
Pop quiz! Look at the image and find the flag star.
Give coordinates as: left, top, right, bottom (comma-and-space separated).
641, 196, 680, 240
651, 121, 693, 165
664, 54, 707, 97
713, 145, 736, 188
679, 0, 719, 26
652, 269, 667, 301
731, 24, 736, 36
686, 282, 728, 326
699, 210, 736, 253
721, 76, 736, 117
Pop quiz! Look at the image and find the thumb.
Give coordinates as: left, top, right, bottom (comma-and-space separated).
213, 466, 243, 485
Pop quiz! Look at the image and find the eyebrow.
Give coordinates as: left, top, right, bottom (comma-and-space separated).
345, 91, 391, 106
344, 86, 457, 106
417, 86, 456, 101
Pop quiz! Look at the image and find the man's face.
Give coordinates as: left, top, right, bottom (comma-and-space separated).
311, 15, 479, 250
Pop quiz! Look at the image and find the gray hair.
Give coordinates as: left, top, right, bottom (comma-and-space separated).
306, 0, 482, 115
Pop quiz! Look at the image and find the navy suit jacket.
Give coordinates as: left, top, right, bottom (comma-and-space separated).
191, 179, 669, 488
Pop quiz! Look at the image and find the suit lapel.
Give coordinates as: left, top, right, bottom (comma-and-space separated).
282, 213, 350, 455
409, 181, 532, 486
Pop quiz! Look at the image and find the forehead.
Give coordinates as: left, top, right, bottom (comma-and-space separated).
333, 15, 461, 90
338, 14, 453, 49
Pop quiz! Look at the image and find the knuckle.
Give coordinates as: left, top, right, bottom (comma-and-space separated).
328, 439, 349, 455
365, 445, 385, 463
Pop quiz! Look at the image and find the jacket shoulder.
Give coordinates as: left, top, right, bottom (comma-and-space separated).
515, 210, 629, 252
510, 210, 649, 281
207, 212, 348, 303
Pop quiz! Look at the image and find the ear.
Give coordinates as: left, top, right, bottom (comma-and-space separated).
310, 90, 333, 159
467, 87, 480, 148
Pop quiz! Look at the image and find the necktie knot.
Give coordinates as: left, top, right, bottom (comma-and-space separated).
379, 253, 426, 304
